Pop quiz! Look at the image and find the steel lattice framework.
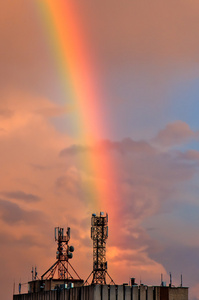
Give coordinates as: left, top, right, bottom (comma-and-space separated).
41, 227, 81, 281
85, 212, 115, 285
91, 212, 108, 284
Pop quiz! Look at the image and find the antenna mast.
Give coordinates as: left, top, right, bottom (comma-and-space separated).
41, 227, 81, 280
85, 212, 115, 285
91, 212, 108, 284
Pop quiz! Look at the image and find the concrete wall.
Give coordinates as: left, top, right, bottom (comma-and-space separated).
147, 287, 153, 300
13, 284, 188, 300
139, 285, 146, 300
132, 285, 138, 300
169, 287, 188, 300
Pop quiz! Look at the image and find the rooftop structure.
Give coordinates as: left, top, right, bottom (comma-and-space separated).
28, 226, 83, 293
13, 214, 189, 300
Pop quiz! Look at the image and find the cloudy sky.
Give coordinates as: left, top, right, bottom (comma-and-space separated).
1, 1, 199, 299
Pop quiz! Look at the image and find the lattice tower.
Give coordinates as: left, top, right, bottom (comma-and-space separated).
91, 212, 108, 284
41, 227, 81, 280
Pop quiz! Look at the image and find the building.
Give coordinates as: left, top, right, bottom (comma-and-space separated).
13, 283, 188, 300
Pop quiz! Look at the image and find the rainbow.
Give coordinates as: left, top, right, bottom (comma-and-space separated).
34, 0, 119, 215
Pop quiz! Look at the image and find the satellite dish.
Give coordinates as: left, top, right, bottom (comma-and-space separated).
68, 252, 73, 259
69, 246, 74, 252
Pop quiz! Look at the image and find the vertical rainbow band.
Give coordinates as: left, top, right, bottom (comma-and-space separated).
35, 0, 118, 213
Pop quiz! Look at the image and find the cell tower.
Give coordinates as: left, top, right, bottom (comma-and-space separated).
41, 227, 81, 281
85, 212, 115, 285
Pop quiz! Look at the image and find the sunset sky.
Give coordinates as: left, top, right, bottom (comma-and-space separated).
1, 1, 199, 300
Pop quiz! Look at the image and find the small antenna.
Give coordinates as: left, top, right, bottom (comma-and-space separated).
19, 282, 21, 294
31, 267, 34, 281
161, 273, 163, 286
67, 227, 70, 239
169, 272, 172, 287
35, 266, 37, 280
181, 274, 183, 287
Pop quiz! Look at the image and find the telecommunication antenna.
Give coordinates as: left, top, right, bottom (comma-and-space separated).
31, 266, 38, 281
41, 227, 81, 280
85, 212, 115, 285
169, 272, 172, 287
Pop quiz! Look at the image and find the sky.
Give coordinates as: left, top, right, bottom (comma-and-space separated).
1, 0, 199, 299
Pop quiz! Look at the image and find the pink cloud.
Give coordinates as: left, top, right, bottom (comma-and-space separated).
58, 134, 199, 287
180, 150, 199, 161
1, 1, 199, 298
0, 96, 196, 299
153, 121, 199, 147
0, 104, 198, 299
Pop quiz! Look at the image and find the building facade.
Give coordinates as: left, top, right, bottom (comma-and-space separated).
13, 283, 188, 300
